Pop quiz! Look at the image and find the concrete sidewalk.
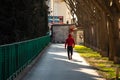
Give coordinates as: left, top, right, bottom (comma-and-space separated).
22, 44, 105, 80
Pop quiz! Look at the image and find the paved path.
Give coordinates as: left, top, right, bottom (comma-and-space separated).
22, 44, 104, 80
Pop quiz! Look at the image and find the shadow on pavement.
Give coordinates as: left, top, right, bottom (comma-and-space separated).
22, 44, 104, 80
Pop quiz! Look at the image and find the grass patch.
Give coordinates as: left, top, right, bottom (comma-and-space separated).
74, 45, 120, 80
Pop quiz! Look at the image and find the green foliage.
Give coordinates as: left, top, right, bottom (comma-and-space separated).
0, 0, 49, 45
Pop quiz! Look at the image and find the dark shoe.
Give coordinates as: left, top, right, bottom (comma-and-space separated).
68, 55, 70, 60
70, 56, 72, 60
68, 55, 72, 60
68, 57, 70, 60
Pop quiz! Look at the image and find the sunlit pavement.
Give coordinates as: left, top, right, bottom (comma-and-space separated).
22, 44, 105, 80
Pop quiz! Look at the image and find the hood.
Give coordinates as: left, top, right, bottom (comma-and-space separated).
68, 34, 72, 37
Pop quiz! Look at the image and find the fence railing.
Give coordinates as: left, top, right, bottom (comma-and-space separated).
0, 35, 50, 80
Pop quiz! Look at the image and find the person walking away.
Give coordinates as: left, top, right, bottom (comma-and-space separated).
65, 34, 75, 60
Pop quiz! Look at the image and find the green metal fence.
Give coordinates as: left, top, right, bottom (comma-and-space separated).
0, 35, 50, 80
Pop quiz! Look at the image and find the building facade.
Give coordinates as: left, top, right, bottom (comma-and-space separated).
47, 0, 72, 24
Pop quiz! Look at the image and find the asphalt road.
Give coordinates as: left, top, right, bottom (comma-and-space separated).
22, 44, 104, 80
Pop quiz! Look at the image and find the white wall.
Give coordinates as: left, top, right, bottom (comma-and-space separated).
48, 0, 72, 24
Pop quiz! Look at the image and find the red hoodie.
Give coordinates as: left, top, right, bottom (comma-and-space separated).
65, 34, 75, 48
